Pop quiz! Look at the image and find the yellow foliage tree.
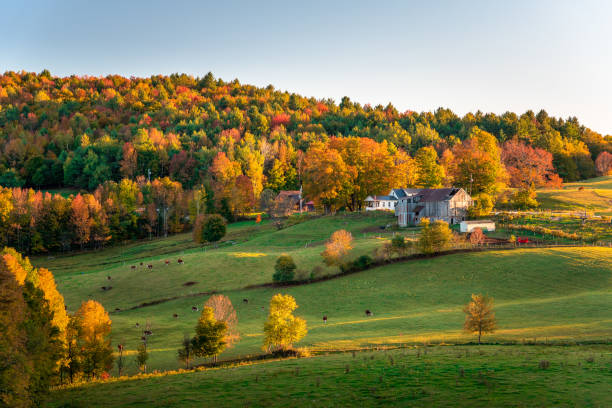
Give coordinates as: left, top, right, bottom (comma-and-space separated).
74, 300, 111, 344
321, 229, 353, 266
417, 219, 453, 254
463, 294, 497, 344
263, 294, 307, 352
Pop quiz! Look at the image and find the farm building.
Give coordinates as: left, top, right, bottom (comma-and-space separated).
393, 187, 472, 226
275, 189, 315, 213
364, 195, 397, 211
460, 220, 496, 233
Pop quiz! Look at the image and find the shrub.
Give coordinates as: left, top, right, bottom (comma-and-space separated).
193, 214, 227, 244
295, 269, 310, 282
321, 229, 353, 266
273, 255, 296, 283
539, 360, 550, 370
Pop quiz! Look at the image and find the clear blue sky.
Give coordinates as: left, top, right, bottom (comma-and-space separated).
2, 0, 611, 134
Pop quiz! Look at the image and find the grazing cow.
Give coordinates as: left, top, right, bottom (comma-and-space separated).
107, 276, 112, 280
141, 336, 146, 341
191, 306, 198, 312
243, 298, 249, 304
165, 260, 170, 265
323, 316, 328, 323
131, 265, 136, 270
178, 259, 184, 265
101, 286, 112, 291
135, 322, 140, 328
173, 313, 178, 318
147, 264, 153, 270
144, 330, 152, 336
365, 309, 372, 317
140, 262, 143, 266
115, 308, 121, 312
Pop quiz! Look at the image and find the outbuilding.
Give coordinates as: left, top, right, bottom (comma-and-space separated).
459, 220, 495, 233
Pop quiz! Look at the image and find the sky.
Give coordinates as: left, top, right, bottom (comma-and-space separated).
2, 0, 611, 134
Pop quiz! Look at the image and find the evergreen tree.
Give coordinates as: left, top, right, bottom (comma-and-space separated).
191, 306, 227, 362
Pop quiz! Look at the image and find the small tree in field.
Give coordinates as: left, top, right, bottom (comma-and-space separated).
273, 254, 297, 282
191, 306, 227, 362
135, 342, 149, 373
463, 294, 497, 344
177, 334, 194, 369
263, 294, 307, 352
418, 219, 453, 254
321, 229, 353, 266
193, 214, 227, 245
204, 294, 239, 347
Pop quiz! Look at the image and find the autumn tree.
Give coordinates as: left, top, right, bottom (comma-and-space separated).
204, 294, 239, 347
418, 218, 453, 254
72, 300, 114, 380
191, 306, 227, 362
463, 294, 497, 344
263, 294, 307, 352
70, 193, 91, 249
302, 143, 352, 212
595, 151, 612, 176
321, 229, 353, 266
501, 139, 560, 188
450, 127, 507, 196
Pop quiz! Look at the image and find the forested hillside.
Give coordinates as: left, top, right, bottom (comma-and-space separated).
1, 70, 611, 253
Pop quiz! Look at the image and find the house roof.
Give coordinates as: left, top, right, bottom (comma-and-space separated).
395, 187, 464, 202
276, 190, 301, 201
366, 195, 397, 201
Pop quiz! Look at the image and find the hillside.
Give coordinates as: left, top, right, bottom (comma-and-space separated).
537, 175, 612, 215
35, 214, 612, 374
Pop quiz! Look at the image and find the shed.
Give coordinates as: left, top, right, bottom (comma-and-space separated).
459, 220, 495, 233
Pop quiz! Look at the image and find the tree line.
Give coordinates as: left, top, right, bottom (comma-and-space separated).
0, 70, 610, 195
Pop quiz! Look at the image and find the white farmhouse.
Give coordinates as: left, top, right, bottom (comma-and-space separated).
364, 194, 397, 211
459, 220, 495, 233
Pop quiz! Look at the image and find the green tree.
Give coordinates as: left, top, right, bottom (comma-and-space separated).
273, 254, 297, 283
415, 146, 445, 188
135, 342, 149, 373
193, 214, 227, 245
177, 335, 194, 369
191, 306, 227, 362
263, 294, 307, 352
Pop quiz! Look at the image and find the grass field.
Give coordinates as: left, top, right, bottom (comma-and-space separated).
34, 210, 612, 407
537, 176, 612, 215
33, 213, 612, 376
48, 345, 612, 407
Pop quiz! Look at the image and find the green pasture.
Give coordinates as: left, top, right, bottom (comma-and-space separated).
48, 344, 612, 407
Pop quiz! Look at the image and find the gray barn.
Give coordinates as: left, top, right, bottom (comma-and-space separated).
393, 188, 472, 226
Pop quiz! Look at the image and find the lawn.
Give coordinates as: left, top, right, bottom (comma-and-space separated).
48, 344, 612, 407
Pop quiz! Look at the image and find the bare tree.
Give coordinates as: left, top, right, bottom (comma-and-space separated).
205, 294, 240, 347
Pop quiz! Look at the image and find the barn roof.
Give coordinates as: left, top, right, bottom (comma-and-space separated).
394, 187, 464, 202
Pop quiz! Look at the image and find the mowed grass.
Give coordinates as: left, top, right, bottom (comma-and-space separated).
48, 345, 612, 408
537, 176, 612, 215
85, 246, 611, 373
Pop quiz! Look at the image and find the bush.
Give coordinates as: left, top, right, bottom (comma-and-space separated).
193, 214, 227, 244
295, 269, 310, 282
273, 255, 296, 283
340, 255, 373, 274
